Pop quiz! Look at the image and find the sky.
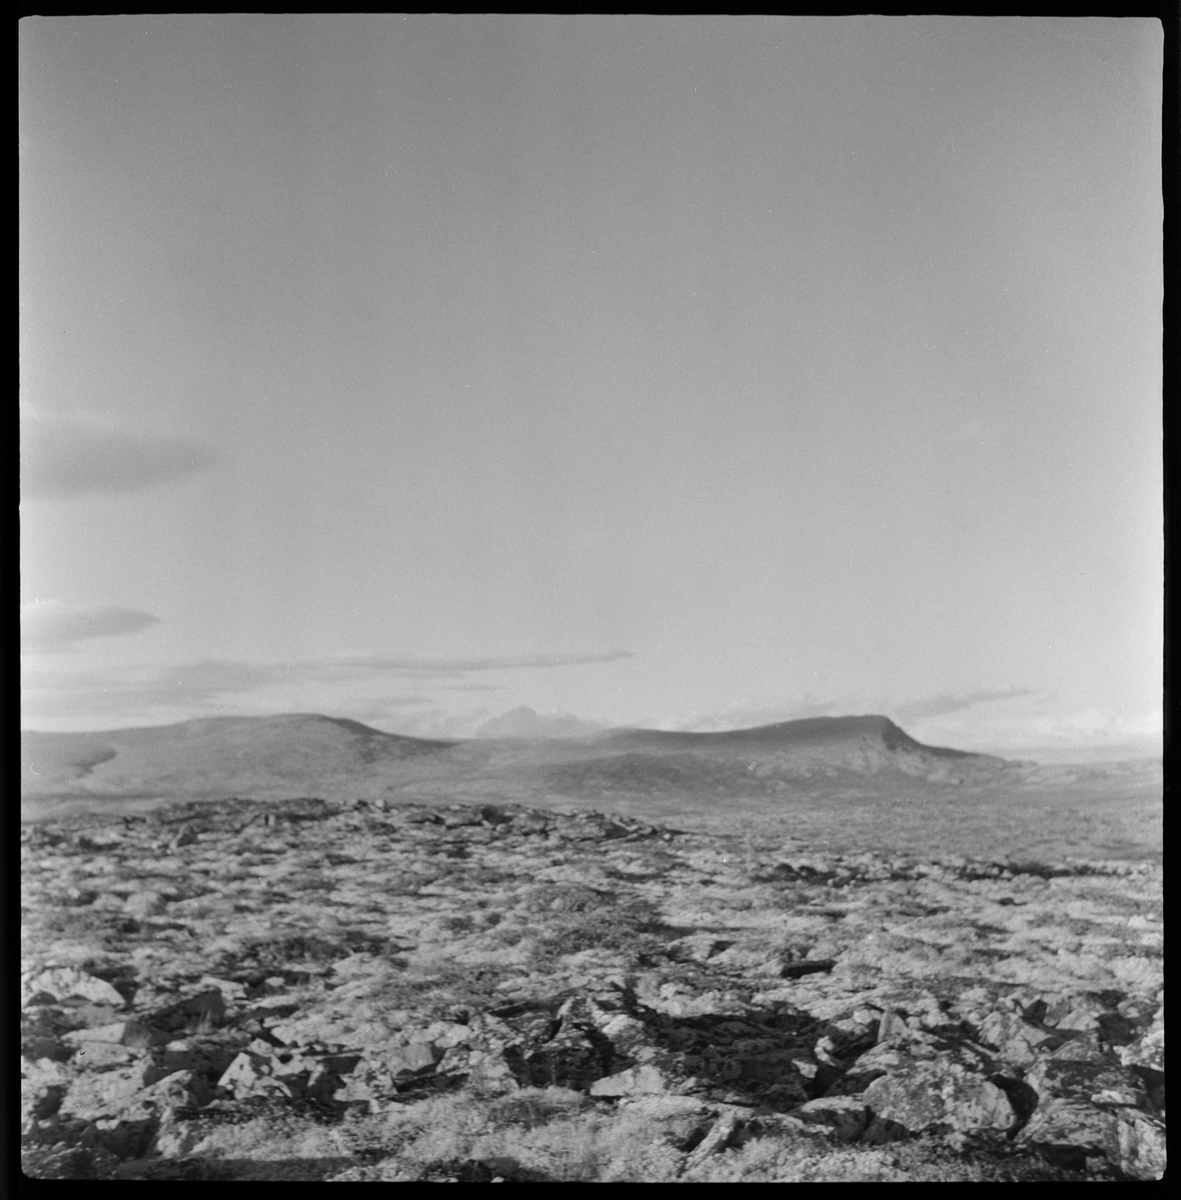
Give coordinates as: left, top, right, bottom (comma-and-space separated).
20, 15, 1163, 759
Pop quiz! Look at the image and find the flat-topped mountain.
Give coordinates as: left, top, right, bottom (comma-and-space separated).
601, 714, 989, 765
527, 714, 1013, 804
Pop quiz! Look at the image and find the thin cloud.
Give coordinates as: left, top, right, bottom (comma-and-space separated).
21, 411, 217, 499
351, 650, 634, 673
21, 601, 161, 652
21, 649, 630, 727
20, 658, 435, 726
892, 686, 1039, 723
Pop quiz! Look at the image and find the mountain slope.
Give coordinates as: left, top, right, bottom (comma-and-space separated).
21, 714, 456, 797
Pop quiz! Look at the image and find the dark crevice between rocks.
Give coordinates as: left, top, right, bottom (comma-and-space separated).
859, 1114, 914, 1145
987, 1074, 1040, 1137
422, 1157, 554, 1183
604, 985, 844, 1110
678, 1123, 710, 1153
778, 959, 836, 980
1130, 1066, 1165, 1113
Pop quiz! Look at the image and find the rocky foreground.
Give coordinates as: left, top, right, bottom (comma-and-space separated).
21, 796, 1165, 1182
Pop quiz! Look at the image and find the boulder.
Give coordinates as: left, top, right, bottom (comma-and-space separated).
68, 1043, 141, 1069
1017, 1097, 1118, 1170
217, 1052, 291, 1101
834, 1041, 921, 1093
1118, 1024, 1164, 1073
92, 1117, 157, 1159
682, 1109, 743, 1166
68, 1010, 126, 1040
151, 1117, 205, 1159
196, 975, 248, 1002
876, 1009, 912, 1045
977, 1010, 1046, 1066
333, 1060, 393, 1106
59, 1064, 155, 1120
459, 1048, 521, 1096
1108, 1110, 1167, 1181
589, 1063, 678, 1097
122, 891, 168, 919
522, 1024, 612, 1090
862, 1060, 1014, 1135
1025, 1057, 1145, 1108
378, 1041, 445, 1076
24, 969, 124, 1009
64, 1021, 135, 1046
132, 1068, 214, 1117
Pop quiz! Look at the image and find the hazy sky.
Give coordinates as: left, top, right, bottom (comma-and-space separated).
20, 16, 1162, 757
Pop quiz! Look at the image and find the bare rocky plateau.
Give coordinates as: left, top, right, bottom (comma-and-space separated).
22, 776, 1164, 1181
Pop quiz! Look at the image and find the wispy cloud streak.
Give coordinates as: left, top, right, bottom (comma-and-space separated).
892, 686, 1039, 723
21, 601, 161, 652
21, 649, 632, 727
21, 411, 217, 499
331, 650, 633, 675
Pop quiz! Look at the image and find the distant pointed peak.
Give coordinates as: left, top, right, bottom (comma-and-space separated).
474, 707, 608, 739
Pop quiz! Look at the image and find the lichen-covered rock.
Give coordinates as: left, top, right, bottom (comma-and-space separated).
1025, 1057, 1145, 1108
977, 1010, 1046, 1066
1108, 1110, 1167, 1181
1017, 1097, 1119, 1169
862, 1061, 1014, 1135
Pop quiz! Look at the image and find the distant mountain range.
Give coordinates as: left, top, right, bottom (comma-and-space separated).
21, 711, 1038, 822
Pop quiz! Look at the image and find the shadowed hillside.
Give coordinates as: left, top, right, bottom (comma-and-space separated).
22, 714, 456, 800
